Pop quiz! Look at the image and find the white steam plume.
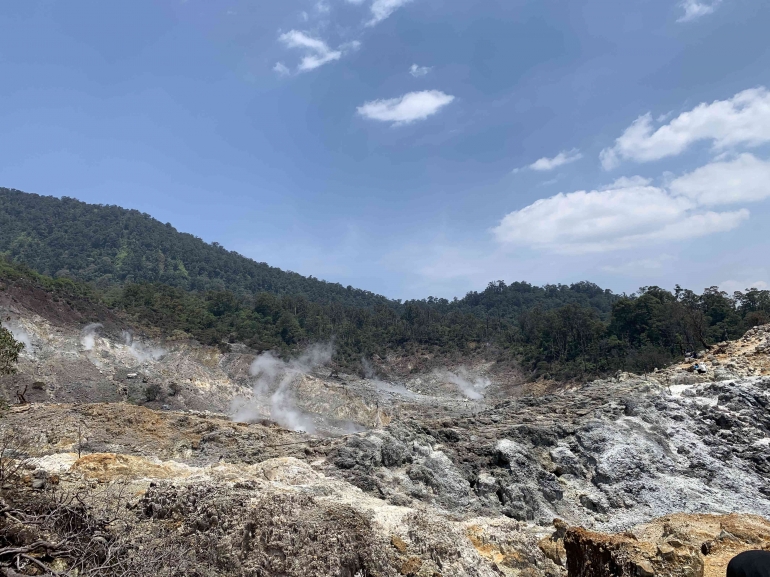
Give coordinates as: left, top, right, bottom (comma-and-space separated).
4, 321, 32, 354
122, 330, 166, 363
81, 323, 103, 351
433, 367, 490, 400
231, 343, 333, 433
362, 358, 416, 399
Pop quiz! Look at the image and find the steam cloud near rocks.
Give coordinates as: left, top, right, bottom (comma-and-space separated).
80, 323, 103, 351
231, 343, 333, 433
433, 367, 490, 399
122, 331, 166, 363
4, 320, 32, 354
362, 358, 417, 399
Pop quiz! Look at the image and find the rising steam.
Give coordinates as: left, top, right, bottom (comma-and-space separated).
80, 323, 103, 351
362, 358, 416, 399
5, 321, 32, 354
231, 343, 333, 433
433, 367, 490, 400
122, 330, 166, 363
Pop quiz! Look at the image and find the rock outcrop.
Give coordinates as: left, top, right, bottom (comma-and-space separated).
329, 369, 770, 531
562, 513, 770, 577
3, 279, 770, 577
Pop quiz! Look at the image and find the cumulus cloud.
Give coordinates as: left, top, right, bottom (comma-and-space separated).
668, 153, 770, 206
278, 30, 342, 72
678, 0, 722, 22
493, 154, 770, 253
600, 87, 770, 169
529, 149, 583, 171
602, 175, 653, 189
357, 90, 454, 125
409, 64, 431, 77
493, 184, 747, 254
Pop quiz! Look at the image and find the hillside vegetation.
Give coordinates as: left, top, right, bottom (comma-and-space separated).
2, 187, 770, 379
0, 187, 389, 308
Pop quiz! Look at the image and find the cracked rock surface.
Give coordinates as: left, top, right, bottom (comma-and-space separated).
329, 370, 770, 532
3, 278, 770, 577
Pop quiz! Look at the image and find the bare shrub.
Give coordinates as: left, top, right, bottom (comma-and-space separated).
0, 462, 197, 576
0, 427, 33, 489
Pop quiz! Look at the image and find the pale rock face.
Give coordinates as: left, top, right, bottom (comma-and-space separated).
4, 279, 770, 577
328, 328, 770, 533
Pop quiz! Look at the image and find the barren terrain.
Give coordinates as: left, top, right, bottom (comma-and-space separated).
2, 280, 770, 576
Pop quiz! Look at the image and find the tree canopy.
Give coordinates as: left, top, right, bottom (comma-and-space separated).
1, 188, 769, 380
0, 187, 392, 308
0, 323, 23, 375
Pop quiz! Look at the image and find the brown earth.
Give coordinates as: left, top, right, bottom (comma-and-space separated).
561, 513, 770, 577
3, 272, 770, 576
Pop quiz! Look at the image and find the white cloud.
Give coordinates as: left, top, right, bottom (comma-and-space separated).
357, 90, 455, 125
492, 178, 748, 254
678, 0, 722, 22
368, 0, 413, 25
669, 154, 770, 206
344, 0, 414, 26
719, 279, 769, 294
409, 64, 431, 77
278, 30, 342, 72
602, 175, 652, 189
497, 152, 770, 254
273, 62, 291, 76
529, 149, 583, 171
340, 40, 362, 52
600, 87, 770, 169
346, 0, 413, 25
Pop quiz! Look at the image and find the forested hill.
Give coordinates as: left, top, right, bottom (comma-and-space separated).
0, 187, 619, 318
2, 186, 769, 380
0, 187, 391, 308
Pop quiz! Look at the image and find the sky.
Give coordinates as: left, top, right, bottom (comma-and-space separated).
0, 0, 769, 300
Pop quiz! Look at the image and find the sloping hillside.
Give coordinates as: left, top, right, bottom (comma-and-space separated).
3, 188, 770, 379
3, 290, 770, 576
0, 187, 391, 308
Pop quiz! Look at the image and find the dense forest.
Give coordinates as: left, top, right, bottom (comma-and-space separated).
111, 280, 770, 377
1, 187, 769, 379
0, 187, 391, 308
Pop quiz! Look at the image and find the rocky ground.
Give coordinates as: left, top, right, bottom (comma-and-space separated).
2, 283, 770, 576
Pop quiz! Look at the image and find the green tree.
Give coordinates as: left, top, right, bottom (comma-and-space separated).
0, 323, 24, 375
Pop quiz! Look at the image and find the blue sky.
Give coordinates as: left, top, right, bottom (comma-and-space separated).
1, 0, 769, 299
